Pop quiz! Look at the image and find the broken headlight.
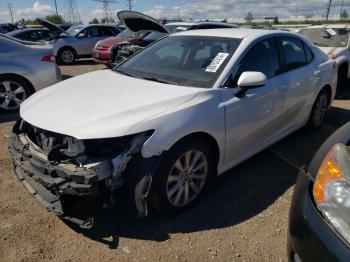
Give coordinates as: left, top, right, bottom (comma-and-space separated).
313, 143, 350, 245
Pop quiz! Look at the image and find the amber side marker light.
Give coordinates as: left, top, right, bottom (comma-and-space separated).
313, 147, 344, 205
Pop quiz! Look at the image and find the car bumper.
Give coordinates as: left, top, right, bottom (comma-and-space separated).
27, 62, 62, 91
8, 132, 102, 224
287, 168, 350, 261
92, 48, 111, 65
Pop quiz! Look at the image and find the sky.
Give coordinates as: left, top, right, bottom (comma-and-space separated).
0, 0, 348, 23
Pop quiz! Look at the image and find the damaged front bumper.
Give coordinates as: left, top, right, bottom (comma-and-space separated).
8, 120, 156, 226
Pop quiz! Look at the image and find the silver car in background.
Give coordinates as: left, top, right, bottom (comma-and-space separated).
0, 34, 61, 112
53, 24, 121, 65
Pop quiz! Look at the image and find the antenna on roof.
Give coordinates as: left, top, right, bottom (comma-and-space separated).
92, 0, 118, 23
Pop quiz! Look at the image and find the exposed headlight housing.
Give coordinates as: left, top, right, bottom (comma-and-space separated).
313, 143, 350, 244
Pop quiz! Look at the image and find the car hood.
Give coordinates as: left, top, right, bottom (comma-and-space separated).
117, 10, 169, 34
317, 46, 343, 55
20, 70, 201, 139
37, 18, 65, 34
98, 36, 138, 47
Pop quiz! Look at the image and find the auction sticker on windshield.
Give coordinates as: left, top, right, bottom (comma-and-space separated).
206, 52, 229, 73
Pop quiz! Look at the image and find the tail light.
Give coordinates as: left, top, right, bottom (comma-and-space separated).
41, 55, 56, 62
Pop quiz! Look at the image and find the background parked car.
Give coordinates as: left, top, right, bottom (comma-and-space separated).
6, 28, 58, 42
53, 24, 122, 65
299, 24, 350, 91
108, 11, 239, 66
92, 28, 149, 67
288, 121, 350, 262
0, 34, 61, 112
0, 23, 18, 34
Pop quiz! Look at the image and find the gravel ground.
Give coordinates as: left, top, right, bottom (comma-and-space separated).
0, 60, 349, 262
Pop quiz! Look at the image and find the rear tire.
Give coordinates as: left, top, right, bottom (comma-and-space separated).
0, 75, 33, 113
149, 137, 214, 215
306, 89, 330, 130
57, 47, 76, 65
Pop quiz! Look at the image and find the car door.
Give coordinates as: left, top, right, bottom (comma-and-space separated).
220, 37, 287, 164
276, 36, 318, 130
76, 26, 103, 55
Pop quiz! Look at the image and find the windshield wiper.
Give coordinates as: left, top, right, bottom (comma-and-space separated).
141, 77, 177, 85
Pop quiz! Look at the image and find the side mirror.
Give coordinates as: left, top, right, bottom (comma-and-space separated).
234, 71, 267, 97
76, 33, 85, 38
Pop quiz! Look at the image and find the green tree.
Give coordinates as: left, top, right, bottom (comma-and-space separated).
100, 17, 115, 24
45, 15, 65, 24
273, 15, 279, 24
89, 18, 99, 24
245, 12, 254, 24
340, 9, 349, 20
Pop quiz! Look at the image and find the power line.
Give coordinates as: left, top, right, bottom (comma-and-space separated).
93, 0, 118, 23
64, 0, 80, 23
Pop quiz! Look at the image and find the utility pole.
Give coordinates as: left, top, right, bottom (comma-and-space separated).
7, 1, 14, 23
326, 0, 332, 22
54, 0, 59, 16
126, 0, 133, 11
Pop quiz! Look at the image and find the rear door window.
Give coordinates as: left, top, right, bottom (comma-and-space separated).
280, 36, 308, 71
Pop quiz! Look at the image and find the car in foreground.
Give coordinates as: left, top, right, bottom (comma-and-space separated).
288, 121, 350, 262
53, 24, 121, 65
9, 29, 336, 225
0, 34, 61, 112
299, 24, 350, 91
6, 28, 58, 42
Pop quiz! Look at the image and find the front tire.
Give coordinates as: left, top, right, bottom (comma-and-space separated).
306, 89, 330, 130
150, 137, 214, 215
57, 47, 76, 65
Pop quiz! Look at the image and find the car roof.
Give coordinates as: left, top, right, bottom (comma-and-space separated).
173, 28, 291, 39
165, 22, 194, 26
305, 24, 350, 29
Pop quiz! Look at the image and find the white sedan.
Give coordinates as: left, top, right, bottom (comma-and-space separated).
10, 29, 337, 222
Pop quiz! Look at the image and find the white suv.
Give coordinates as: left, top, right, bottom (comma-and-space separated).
299, 24, 350, 91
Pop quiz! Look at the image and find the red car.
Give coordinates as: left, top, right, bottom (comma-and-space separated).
92, 29, 147, 67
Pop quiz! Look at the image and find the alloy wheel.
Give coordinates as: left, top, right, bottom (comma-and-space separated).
61, 50, 74, 64
166, 150, 208, 207
0, 81, 27, 110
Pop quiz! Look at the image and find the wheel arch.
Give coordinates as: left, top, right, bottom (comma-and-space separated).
167, 131, 220, 175
0, 73, 35, 95
319, 84, 333, 106
57, 46, 77, 57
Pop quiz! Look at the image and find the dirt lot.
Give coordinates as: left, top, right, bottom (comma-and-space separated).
1, 61, 349, 262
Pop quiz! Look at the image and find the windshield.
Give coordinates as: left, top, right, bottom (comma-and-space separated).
65, 25, 85, 36
299, 28, 350, 47
115, 35, 240, 88
143, 24, 191, 42
118, 28, 138, 37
